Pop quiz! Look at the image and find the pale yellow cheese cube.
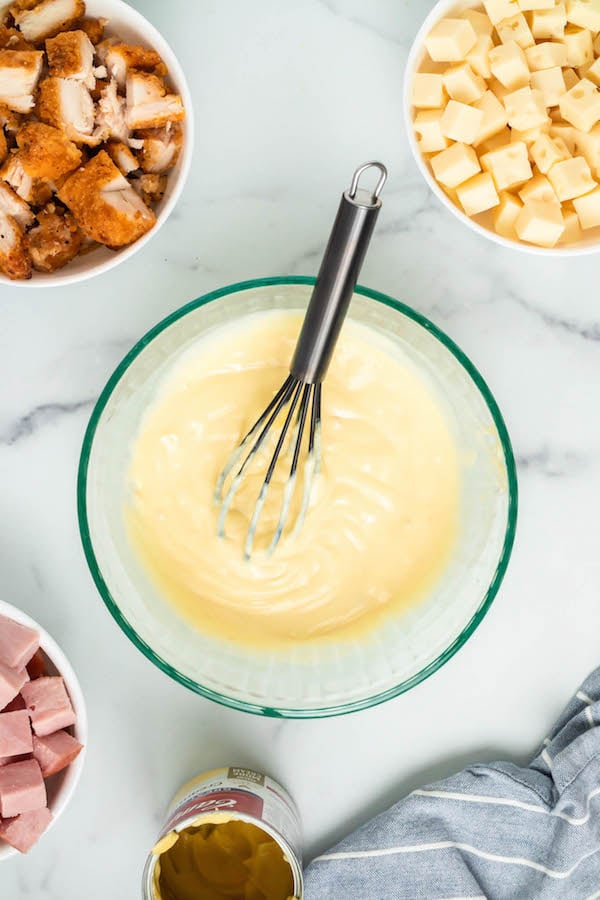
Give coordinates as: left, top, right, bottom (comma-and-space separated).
481, 141, 533, 188
489, 40, 531, 89
479, 127, 513, 152
425, 18, 478, 62
566, 0, 600, 32
563, 66, 580, 88
412, 73, 447, 108
519, 0, 558, 8
559, 205, 583, 240
497, 12, 536, 47
562, 25, 594, 67
444, 62, 487, 102
559, 78, 600, 130
489, 76, 512, 100
525, 41, 568, 70
515, 198, 565, 244
504, 86, 549, 128
578, 60, 594, 77
518, 172, 560, 202
414, 109, 451, 152
431, 142, 481, 187
473, 90, 510, 144
467, 34, 494, 78
530, 66, 567, 105
456, 172, 501, 214
547, 154, 596, 196
550, 120, 579, 149
532, 4, 567, 38
583, 57, 600, 86
419, 58, 448, 75
484, 0, 520, 24
464, 8, 494, 36
573, 123, 600, 168
572, 184, 600, 224
530, 132, 572, 170
441, 100, 485, 142
511, 121, 551, 144
493, 190, 524, 237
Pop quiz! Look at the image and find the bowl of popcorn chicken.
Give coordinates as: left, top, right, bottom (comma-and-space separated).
406, 0, 600, 253
0, 0, 193, 284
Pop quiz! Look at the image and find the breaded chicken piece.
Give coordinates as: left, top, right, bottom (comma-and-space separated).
0, 210, 30, 278
0, 150, 58, 205
27, 200, 82, 270
0, 101, 22, 133
46, 29, 94, 88
105, 43, 166, 89
0, 127, 6, 163
76, 16, 105, 45
105, 139, 137, 175
132, 172, 166, 206
0, 178, 33, 226
16, 120, 81, 179
58, 149, 155, 247
0, 24, 34, 50
0, 49, 43, 112
12, 0, 84, 43
138, 124, 182, 174
10, 0, 39, 10
1, 150, 32, 198
38, 75, 107, 145
96, 77, 128, 142
94, 35, 117, 64
126, 71, 184, 130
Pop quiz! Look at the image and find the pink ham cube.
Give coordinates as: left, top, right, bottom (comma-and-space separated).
0, 754, 32, 768
0, 616, 39, 670
0, 711, 33, 758
0, 807, 52, 853
2, 694, 26, 713
26, 650, 46, 681
33, 730, 82, 777
0, 663, 28, 711
0, 759, 46, 817
21, 677, 76, 737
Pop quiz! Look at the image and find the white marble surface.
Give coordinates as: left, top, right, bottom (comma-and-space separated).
2, 0, 600, 895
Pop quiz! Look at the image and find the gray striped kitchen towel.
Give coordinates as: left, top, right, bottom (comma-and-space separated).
304, 668, 600, 899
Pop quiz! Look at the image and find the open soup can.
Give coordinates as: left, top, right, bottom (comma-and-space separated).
143, 766, 303, 899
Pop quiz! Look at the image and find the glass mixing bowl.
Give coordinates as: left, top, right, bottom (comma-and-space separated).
78, 277, 517, 718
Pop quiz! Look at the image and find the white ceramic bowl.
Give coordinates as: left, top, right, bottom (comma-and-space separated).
78, 277, 517, 718
0, 0, 194, 288
0, 600, 87, 861
404, 0, 600, 256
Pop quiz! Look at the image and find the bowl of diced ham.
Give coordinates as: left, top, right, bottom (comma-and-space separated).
0, 601, 86, 859
405, 0, 600, 254
0, 0, 193, 284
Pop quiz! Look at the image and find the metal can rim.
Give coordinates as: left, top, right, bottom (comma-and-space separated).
142, 809, 304, 899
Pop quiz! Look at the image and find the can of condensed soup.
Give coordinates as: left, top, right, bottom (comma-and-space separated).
143, 766, 303, 899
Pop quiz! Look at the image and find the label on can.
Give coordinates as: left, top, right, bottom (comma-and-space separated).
160, 766, 302, 860
144, 766, 303, 899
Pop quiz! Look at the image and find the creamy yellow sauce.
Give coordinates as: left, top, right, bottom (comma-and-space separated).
153, 819, 294, 900
126, 311, 460, 647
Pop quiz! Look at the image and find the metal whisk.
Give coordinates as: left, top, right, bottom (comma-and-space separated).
215, 161, 387, 559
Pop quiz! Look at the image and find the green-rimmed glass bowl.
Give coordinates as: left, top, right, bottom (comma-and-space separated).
78, 277, 517, 718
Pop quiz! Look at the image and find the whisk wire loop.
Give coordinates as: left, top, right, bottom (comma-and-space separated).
215, 162, 386, 558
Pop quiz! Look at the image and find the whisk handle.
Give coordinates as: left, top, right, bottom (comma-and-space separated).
290, 162, 387, 384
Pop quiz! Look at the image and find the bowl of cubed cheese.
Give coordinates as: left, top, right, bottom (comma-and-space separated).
0, 0, 194, 285
405, 0, 600, 253
0, 600, 86, 859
